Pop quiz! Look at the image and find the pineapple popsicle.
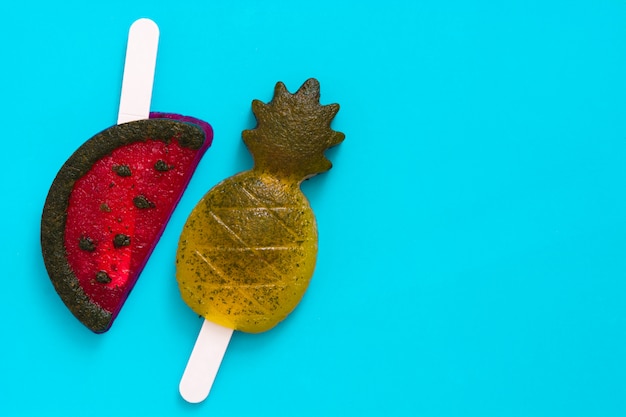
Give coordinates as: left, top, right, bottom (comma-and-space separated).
176, 78, 344, 333
177, 79, 343, 402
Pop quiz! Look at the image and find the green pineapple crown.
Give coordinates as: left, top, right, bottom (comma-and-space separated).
242, 78, 344, 182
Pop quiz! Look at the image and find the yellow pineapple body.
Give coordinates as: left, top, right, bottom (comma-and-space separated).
176, 170, 318, 333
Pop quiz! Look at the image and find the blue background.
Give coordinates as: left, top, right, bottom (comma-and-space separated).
1, 1, 626, 416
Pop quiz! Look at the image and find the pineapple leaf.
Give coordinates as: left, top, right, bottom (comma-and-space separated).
243, 78, 344, 181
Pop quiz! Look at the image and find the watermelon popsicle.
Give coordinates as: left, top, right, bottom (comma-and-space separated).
177, 78, 344, 402
41, 19, 213, 333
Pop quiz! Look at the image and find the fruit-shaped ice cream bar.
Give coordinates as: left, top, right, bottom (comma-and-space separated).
176, 78, 344, 333
41, 113, 213, 333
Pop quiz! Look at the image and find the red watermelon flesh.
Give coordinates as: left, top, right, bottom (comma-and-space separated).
41, 113, 212, 332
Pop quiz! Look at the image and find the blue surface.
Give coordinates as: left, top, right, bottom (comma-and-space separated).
2, 1, 626, 416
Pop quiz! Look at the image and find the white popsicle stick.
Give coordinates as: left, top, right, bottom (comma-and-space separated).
117, 17, 231, 403
118, 18, 159, 124
180, 319, 234, 403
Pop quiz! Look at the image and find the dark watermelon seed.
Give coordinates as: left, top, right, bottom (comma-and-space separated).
133, 195, 155, 209
79, 236, 96, 252
100, 203, 111, 212
95, 271, 111, 284
154, 160, 173, 172
113, 234, 131, 248
112, 164, 132, 177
